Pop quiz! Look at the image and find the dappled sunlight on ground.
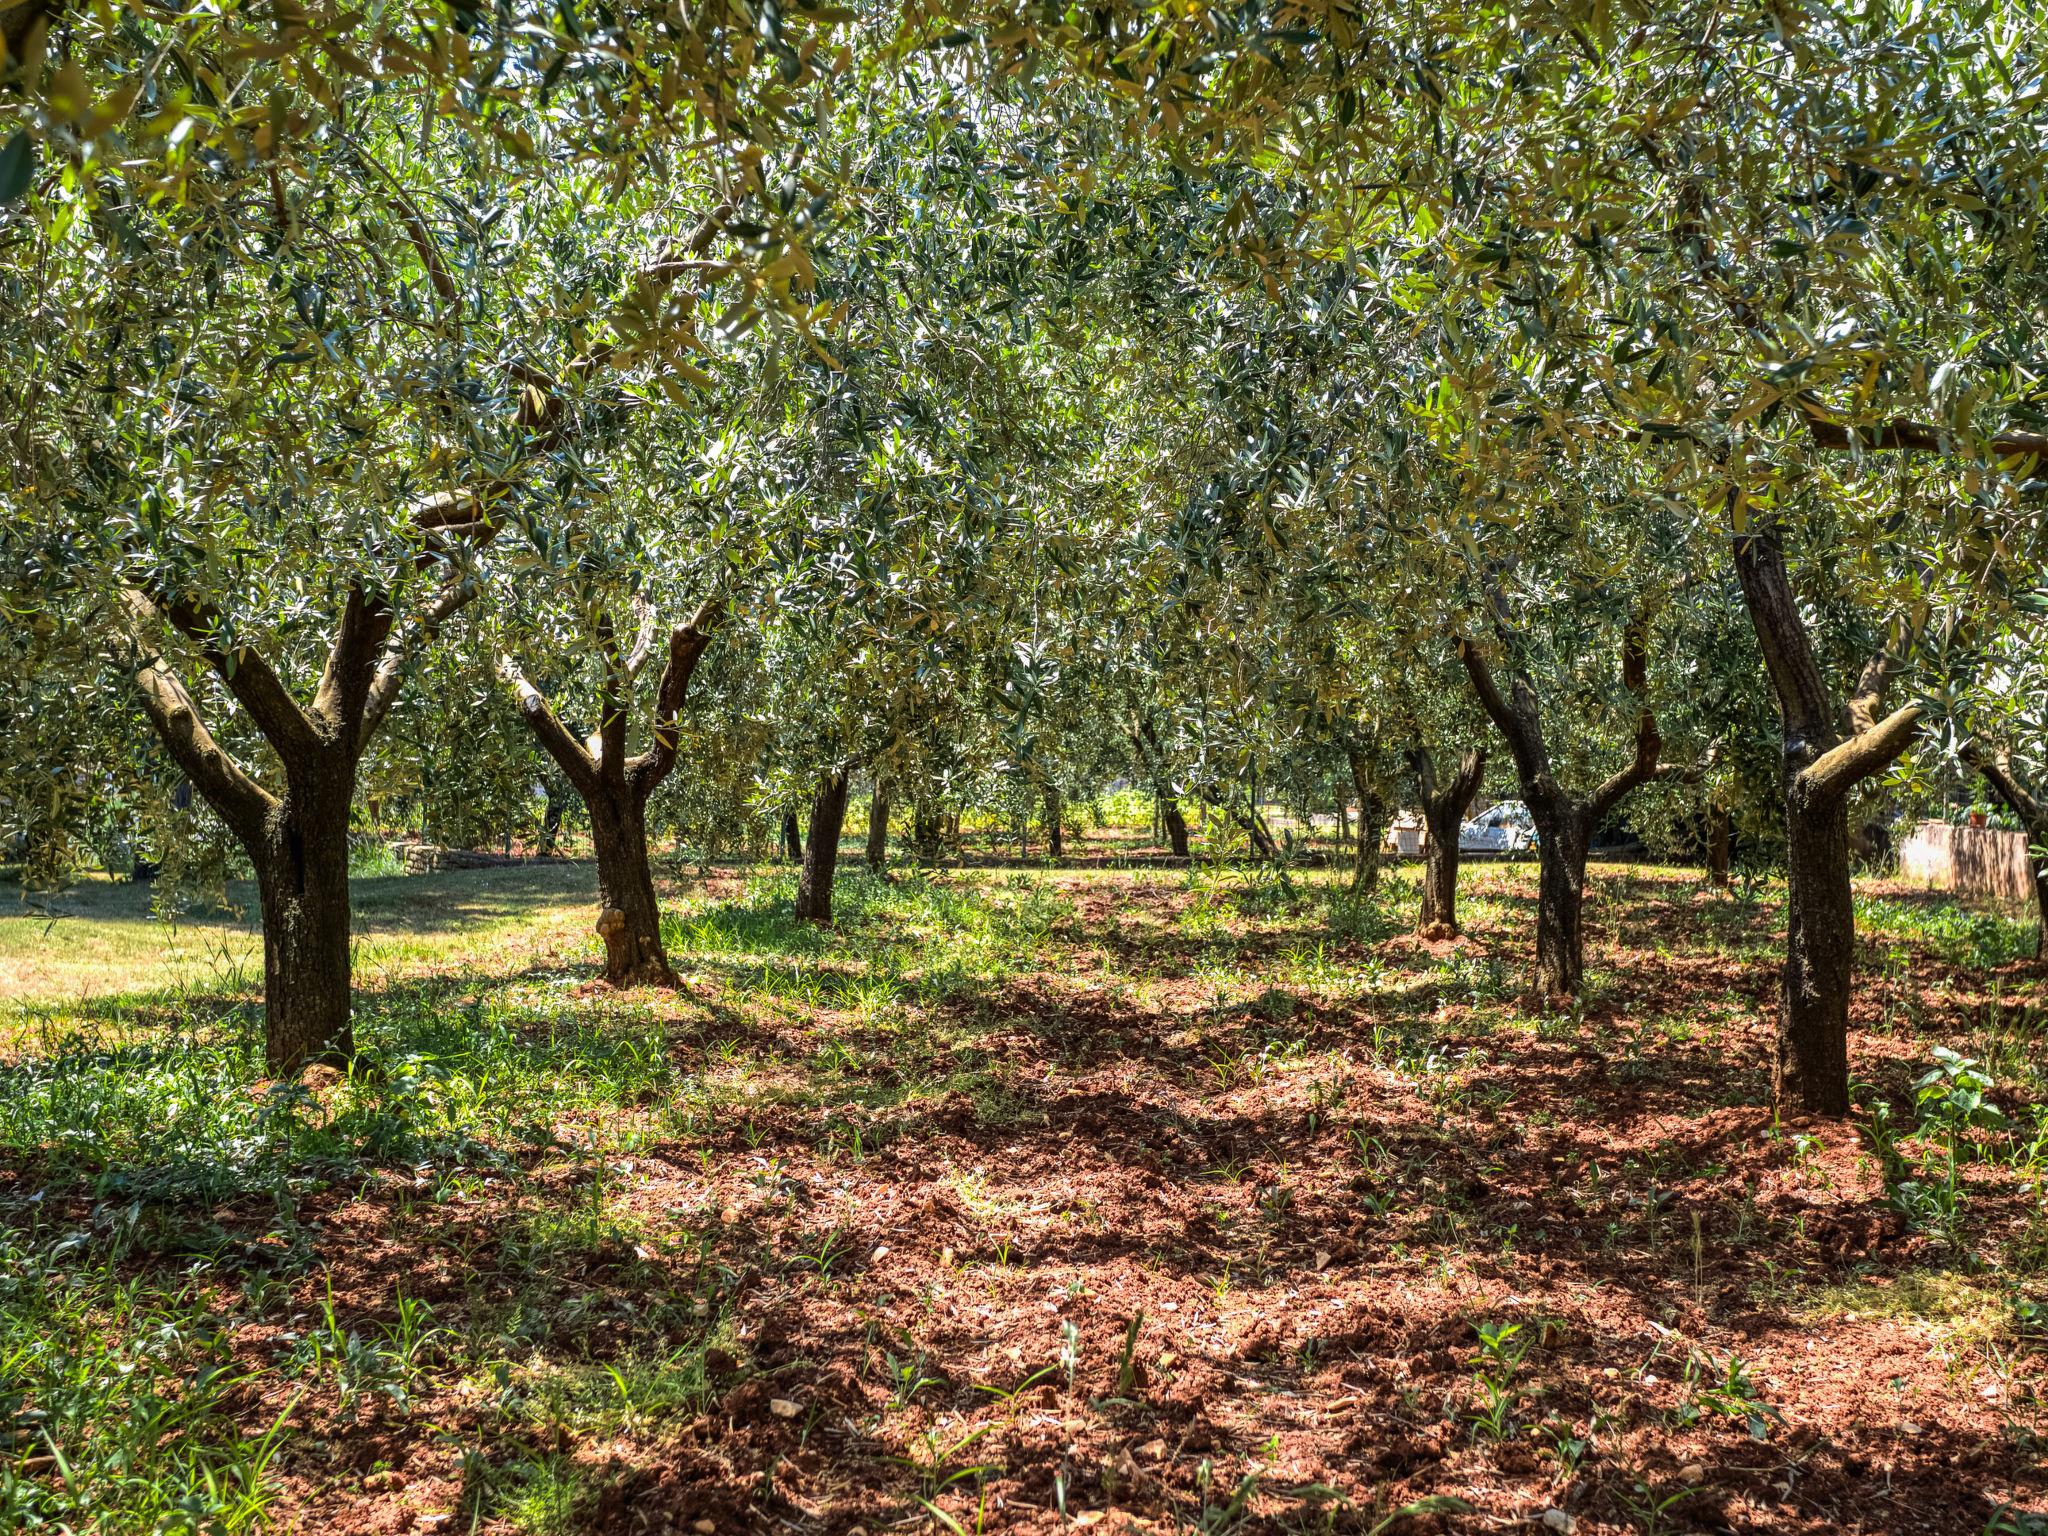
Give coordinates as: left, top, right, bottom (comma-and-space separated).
2, 849, 2046, 1533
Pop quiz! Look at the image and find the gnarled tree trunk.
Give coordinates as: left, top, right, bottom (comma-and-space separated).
1412, 745, 1485, 937
125, 576, 473, 1076
588, 793, 672, 986
1733, 521, 1921, 1115
1527, 800, 1592, 996
1045, 786, 1064, 858
795, 770, 851, 924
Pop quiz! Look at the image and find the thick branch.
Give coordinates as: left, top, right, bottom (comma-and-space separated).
1731, 523, 1838, 754
1454, 634, 1549, 792
1801, 705, 1923, 800
630, 597, 724, 797
1796, 395, 2048, 460
313, 582, 397, 745
135, 589, 323, 765
119, 599, 277, 847
500, 657, 599, 798
357, 572, 480, 753
1590, 611, 1663, 821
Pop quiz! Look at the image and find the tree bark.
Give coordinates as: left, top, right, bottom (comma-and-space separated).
781, 808, 803, 863
1706, 802, 1731, 886
1045, 786, 1064, 858
1732, 520, 1921, 1115
538, 782, 566, 855
589, 793, 673, 986
1531, 803, 1592, 996
1162, 797, 1191, 857
250, 788, 356, 1074
795, 770, 851, 924
1457, 604, 1661, 998
911, 797, 943, 864
121, 579, 454, 1075
866, 780, 892, 873
503, 599, 719, 990
1346, 748, 1387, 894
1412, 745, 1485, 937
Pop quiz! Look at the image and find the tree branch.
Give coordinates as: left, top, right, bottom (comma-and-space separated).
1730, 521, 1838, 755
630, 597, 725, 797
1802, 705, 1923, 800
1962, 741, 2046, 831
357, 571, 480, 754
118, 597, 277, 847
1454, 634, 1549, 792
129, 587, 324, 765
499, 656, 599, 798
1796, 394, 2048, 460
1590, 608, 1663, 821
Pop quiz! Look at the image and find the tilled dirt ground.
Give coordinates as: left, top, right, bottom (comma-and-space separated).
11, 860, 2048, 1535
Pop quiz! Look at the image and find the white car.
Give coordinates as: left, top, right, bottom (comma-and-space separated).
1461, 800, 1538, 853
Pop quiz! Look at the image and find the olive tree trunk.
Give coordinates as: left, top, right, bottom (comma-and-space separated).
1045, 786, 1064, 858
866, 780, 892, 873
505, 600, 721, 990
125, 579, 472, 1075
1733, 523, 1920, 1115
1412, 745, 1485, 937
1706, 803, 1731, 886
1161, 797, 1191, 857
250, 785, 357, 1073
795, 770, 852, 924
1457, 606, 1662, 999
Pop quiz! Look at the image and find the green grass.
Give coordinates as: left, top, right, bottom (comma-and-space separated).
2, 854, 2043, 1532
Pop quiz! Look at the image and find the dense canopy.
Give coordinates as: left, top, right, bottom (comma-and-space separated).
4, 0, 2048, 1530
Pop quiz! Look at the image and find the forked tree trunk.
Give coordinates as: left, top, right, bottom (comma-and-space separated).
866, 780, 892, 872
1045, 787, 1064, 858
1413, 745, 1485, 937
124, 579, 468, 1077
795, 770, 851, 925
505, 600, 720, 992
1732, 521, 1921, 1115
251, 787, 356, 1073
1457, 606, 1662, 998
1706, 803, 1731, 886
1162, 797, 1191, 857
